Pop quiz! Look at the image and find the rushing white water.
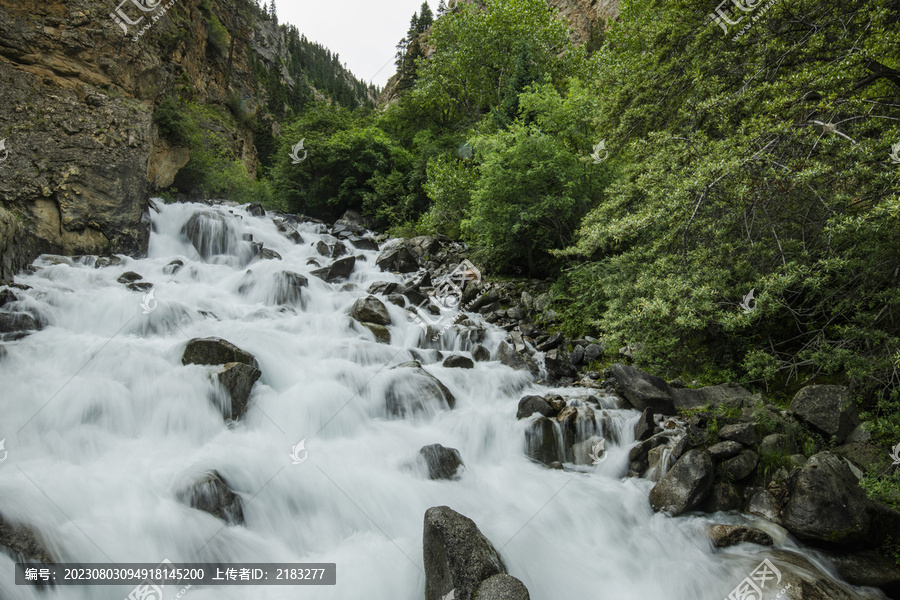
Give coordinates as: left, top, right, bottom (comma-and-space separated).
0, 201, 879, 600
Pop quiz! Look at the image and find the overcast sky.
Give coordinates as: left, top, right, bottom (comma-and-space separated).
274, 0, 433, 89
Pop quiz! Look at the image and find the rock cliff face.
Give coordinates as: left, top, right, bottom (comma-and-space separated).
0, 0, 368, 279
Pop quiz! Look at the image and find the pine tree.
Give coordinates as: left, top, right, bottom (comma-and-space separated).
407, 12, 419, 40
417, 2, 434, 32
437, 0, 448, 17
269, 0, 277, 23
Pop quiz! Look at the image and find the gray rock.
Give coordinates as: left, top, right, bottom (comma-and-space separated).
176, 471, 244, 525
443, 355, 474, 369
331, 240, 348, 258
671, 382, 754, 411
350, 295, 391, 326
385, 293, 406, 307
609, 364, 676, 415
789, 385, 859, 444
423, 506, 506, 600
634, 408, 655, 442
182, 211, 235, 259
782, 452, 873, 544
718, 422, 758, 446
0, 312, 37, 333
271, 271, 308, 305
182, 337, 258, 368
117, 270, 143, 283
419, 444, 464, 480
526, 417, 563, 466
258, 248, 281, 260
368, 281, 400, 296
717, 449, 758, 481
708, 524, 773, 548
828, 550, 900, 594
127, 281, 153, 292
516, 396, 554, 420
472, 344, 491, 362
506, 307, 526, 321
745, 488, 781, 523
475, 574, 531, 600
217, 362, 261, 419
386, 362, 456, 417
708, 440, 743, 460
376, 245, 418, 273
349, 237, 380, 251
649, 449, 714, 515
495, 342, 539, 376
311, 255, 357, 283
702, 482, 742, 512
544, 348, 576, 381
315, 240, 331, 256
760, 433, 794, 455
247, 202, 265, 217
360, 322, 391, 344
0, 513, 54, 563
536, 331, 563, 352
583, 343, 603, 363
570, 344, 584, 366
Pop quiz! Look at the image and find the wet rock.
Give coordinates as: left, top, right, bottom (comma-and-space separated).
350, 296, 391, 326
0, 313, 37, 333
93, 255, 125, 269
117, 271, 143, 284
702, 482, 742, 512
0, 289, 16, 308
570, 345, 584, 366
708, 440, 743, 460
718, 422, 758, 446
376, 244, 418, 273
717, 450, 758, 481
349, 236, 379, 251
443, 355, 474, 369
419, 444, 465, 480
782, 452, 872, 544
217, 362, 261, 419
472, 344, 491, 362
546, 395, 567, 413
0, 513, 54, 563
272, 271, 308, 305
316, 240, 331, 256
423, 506, 506, 600
649, 449, 714, 515
789, 385, 858, 444
634, 408, 655, 441
182, 211, 235, 259
331, 241, 348, 258
182, 337, 258, 368
506, 307, 526, 321
163, 259, 184, 275
583, 343, 603, 363
127, 282, 152, 292
526, 417, 562, 465
247, 202, 265, 217
311, 256, 356, 283
361, 322, 391, 344
516, 396, 554, 420
828, 550, 900, 596
495, 341, 539, 376
258, 248, 281, 261
386, 293, 406, 307
544, 348, 576, 381
745, 488, 781, 523
476, 574, 531, 600
386, 361, 456, 416
609, 364, 676, 415
708, 524, 773, 548
176, 471, 244, 525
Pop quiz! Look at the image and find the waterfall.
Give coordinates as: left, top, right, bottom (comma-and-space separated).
0, 201, 878, 600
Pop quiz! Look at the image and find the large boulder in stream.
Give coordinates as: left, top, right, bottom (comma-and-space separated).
423, 506, 509, 600
609, 364, 676, 415
476, 574, 531, 600
376, 243, 419, 273
176, 471, 244, 525
181, 211, 236, 259
183, 338, 261, 420
386, 361, 456, 417
0, 513, 54, 563
649, 449, 714, 515
311, 256, 356, 283
349, 295, 392, 326
419, 444, 465, 480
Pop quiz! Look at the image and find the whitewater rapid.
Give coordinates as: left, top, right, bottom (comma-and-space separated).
0, 201, 864, 600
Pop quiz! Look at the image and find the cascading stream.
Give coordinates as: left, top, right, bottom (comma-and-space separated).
0, 201, 871, 600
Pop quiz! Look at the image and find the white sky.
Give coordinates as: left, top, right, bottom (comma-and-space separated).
274, 0, 433, 89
